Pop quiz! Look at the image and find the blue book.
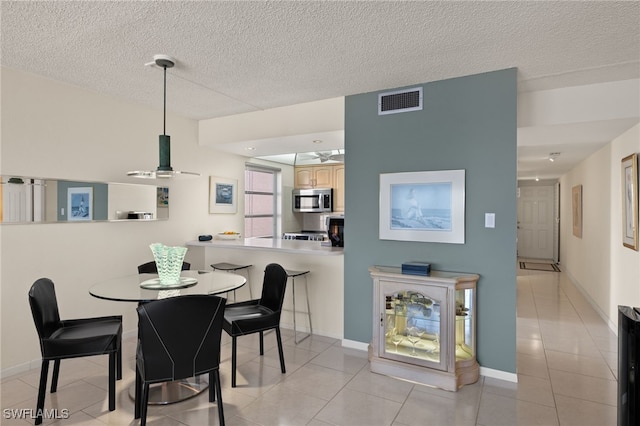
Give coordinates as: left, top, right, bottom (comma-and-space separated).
401, 262, 431, 276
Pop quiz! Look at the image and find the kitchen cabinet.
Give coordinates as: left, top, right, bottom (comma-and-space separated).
294, 164, 344, 212
369, 266, 479, 391
332, 165, 345, 212
294, 165, 334, 189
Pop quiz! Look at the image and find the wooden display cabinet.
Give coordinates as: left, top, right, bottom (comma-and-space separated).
369, 266, 479, 391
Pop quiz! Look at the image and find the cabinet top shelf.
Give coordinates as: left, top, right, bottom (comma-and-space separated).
369, 266, 479, 285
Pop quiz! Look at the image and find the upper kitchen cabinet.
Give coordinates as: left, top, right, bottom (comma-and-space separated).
332, 164, 345, 212
295, 165, 334, 189
294, 164, 344, 212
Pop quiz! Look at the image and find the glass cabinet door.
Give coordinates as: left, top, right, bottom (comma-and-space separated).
455, 287, 475, 362
380, 282, 447, 371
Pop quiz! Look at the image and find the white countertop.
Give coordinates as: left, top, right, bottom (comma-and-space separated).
186, 238, 344, 256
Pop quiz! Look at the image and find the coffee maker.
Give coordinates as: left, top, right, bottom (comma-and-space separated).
327, 217, 344, 247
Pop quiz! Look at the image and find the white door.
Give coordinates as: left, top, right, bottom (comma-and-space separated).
517, 185, 555, 259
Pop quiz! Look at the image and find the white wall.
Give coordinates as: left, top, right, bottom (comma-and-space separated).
609, 125, 640, 320
0, 68, 291, 375
186, 244, 344, 340
559, 123, 640, 329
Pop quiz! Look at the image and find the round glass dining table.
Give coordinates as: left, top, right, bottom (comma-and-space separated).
89, 269, 246, 303
89, 270, 246, 405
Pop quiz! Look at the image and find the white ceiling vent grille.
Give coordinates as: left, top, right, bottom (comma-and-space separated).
378, 87, 423, 115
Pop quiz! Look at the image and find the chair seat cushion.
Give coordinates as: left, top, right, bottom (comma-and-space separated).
223, 305, 278, 336
43, 318, 121, 359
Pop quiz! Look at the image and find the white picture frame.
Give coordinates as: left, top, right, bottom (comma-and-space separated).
209, 176, 237, 214
67, 187, 93, 221
622, 153, 638, 250
379, 170, 465, 244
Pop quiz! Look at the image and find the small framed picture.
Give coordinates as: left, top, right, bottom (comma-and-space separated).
572, 185, 582, 238
621, 153, 638, 250
157, 187, 169, 208
209, 176, 237, 214
67, 187, 93, 221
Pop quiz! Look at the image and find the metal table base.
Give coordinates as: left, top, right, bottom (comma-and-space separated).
128, 376, 207, 405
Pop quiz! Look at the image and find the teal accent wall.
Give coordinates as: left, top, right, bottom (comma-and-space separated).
344, 69, 518, 373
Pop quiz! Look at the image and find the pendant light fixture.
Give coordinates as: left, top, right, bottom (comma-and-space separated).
127, 55, 199, 179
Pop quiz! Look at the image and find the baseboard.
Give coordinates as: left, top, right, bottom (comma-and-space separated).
279, 324, 344, 341
341, 339, 369, 352
1, 329, 138, 380
0, 361, 33, 380
340, 340, 518, 384
480, 366, 518, 383
560, 264, 618, 336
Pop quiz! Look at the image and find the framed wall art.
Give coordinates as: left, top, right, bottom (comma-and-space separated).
572, 185, 582, 238
621, 153, 638, 250
379, 169, 465, 244
67, 187, 93, 221
209, 176, 237, 214
157, 187, 169, 208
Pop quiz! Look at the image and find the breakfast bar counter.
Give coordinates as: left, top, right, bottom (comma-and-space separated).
185, 238, 344, 340
186, 238, 344, 255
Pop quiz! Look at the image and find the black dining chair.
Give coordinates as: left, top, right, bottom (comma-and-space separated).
223, 263, 288, 387
137, 261, 191, 274
135, 295, 227, 426
28, 278, 122, 425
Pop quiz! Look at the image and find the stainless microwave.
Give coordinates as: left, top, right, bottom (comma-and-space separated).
293, 188, 333, 213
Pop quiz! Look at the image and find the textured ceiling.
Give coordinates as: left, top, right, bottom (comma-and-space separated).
2, 1, 639, 179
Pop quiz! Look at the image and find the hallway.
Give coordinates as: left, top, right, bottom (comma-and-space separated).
512, 260, 617, 425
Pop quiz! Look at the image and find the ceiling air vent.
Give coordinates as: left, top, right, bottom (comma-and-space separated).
378, 87, 423, 115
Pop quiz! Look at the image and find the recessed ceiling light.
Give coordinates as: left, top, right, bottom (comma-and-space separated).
246, 147, 256, 151
312, 139, 323, 144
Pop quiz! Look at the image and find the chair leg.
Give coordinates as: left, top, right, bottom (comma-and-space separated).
134, 368, 141, 419
209, 371, 216, 402
140, 383, 150, 426
259, 331, 264, 355
108, 352, 116, 411
231, 337, 237, 388
50, 359, 60, 393
214, 370, 225, 426
275, 327, 286, 374
35, 360, 49, 425
116, 338, 123, 380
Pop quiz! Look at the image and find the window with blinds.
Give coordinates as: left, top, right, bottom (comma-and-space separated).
244, 165, 277, 238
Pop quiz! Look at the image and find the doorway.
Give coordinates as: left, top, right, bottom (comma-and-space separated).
517, 181, 559, 262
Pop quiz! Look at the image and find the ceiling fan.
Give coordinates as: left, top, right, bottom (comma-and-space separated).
310, 150, 345, 162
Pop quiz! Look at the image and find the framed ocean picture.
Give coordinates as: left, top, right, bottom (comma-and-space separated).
379, 170, 465, 244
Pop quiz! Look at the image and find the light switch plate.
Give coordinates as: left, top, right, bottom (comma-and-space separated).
485, 213, 495, 228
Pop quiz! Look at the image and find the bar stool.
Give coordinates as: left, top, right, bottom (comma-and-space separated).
284, 269, 312, 344
210, 262, 253, 300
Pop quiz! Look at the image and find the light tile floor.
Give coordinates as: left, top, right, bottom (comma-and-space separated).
1, 262, 618, 425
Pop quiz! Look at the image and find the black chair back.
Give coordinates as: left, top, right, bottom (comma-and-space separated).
28, 278, 122, 425
137, 261, 191, 274
222, 263, 288, 388
29, 278, 62, 341
136, 295, 226, 382
259, 263, 288, 313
